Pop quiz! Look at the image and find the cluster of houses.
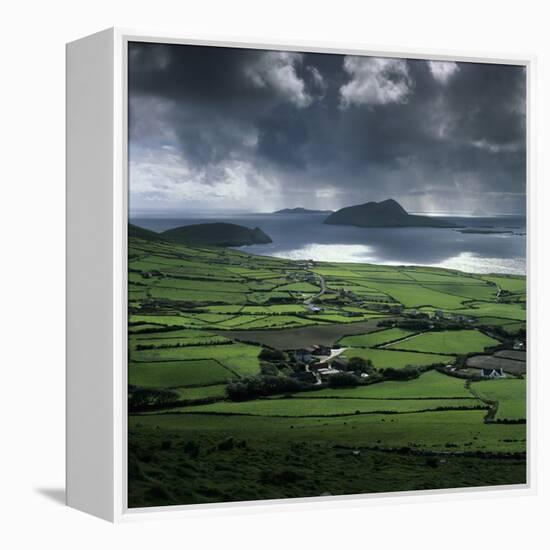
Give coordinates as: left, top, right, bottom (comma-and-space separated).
407, 309, 476, 324
294, 344, 332, 363
328, 288, 402, 314
295, 260, 316, 269
480, 367, 506, 378
285, 266, 317, 282
368, 303, 404, 314
292, 345, 355, 382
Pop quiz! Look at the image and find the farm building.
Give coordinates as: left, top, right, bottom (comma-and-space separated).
294, 348, 315, 363
293, 344, 331, 362
480, 367, 506, 378
316, 367, 341, 378
513, 341, 525, 351
311, 344, 331, 356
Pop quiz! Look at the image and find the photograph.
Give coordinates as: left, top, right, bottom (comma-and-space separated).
126, 41, 527, 508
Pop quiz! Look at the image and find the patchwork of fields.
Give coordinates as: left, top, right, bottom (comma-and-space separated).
127, 233, 527, 507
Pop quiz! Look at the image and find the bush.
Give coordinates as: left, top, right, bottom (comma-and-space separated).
128, 387, 180, 411
326, 372, 360, 388
260, 362, 279, 376
183, 441, 200, 459
217, 437, 235, 451
348, 356, 374, 374
259, 469, 304, 485
147, 483, 172, 502
381, 366, 420, 381
258, 347, 286, 361
226, 375, 306, 401
396, 320, 433, 331
426, 457, 439, 468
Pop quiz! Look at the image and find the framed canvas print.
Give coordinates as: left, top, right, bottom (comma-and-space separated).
66, 28, 533, 521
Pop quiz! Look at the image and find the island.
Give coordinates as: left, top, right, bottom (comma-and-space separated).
128, 223, 167, 241
160, 222, 272, 247
455, 228, 513, 235
323, 199, 458, 228
273, 207, 334, 214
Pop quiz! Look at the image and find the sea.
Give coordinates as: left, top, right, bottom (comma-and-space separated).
131, 212, 526, 276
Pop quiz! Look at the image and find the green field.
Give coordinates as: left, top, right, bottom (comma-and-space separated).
130, 409, 525, 454
173, 384, 227, 401
167, 396, 484, 416
128, 415, 526, 507
308, 370, 473, 399
473, 379, 527, 420
129, 360, 232, 388
386, 330, 500, 355
482, 275, 526, 294
453, 302, 526, 321
339, 328, 416, 347
342, 348, 453, 369
131, 342, 261, 377
127, 232, 527, 507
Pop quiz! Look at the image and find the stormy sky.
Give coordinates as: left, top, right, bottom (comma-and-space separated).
128, 42, 526, 216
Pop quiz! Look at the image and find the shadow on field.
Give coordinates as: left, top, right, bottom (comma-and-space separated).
217, 318, 391, 349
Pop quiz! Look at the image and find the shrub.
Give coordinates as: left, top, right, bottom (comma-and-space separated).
258, 347, 286, 361
147, 483, 172, 502
128, 387, 180, 411
348, 356, 374, 374
217, 437, 235, 451
183, 441, 200, 459
326, 372, 360, 388
260, 362, 279, 376
259, 469, 304, 485
381, 366, 420, 381
426, 457, 439, 468
227, 375, 305, 401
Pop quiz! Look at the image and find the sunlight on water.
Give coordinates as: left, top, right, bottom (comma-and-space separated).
271, 244, 377, 263
432, 252, 525, 275
271, 245, 525, 275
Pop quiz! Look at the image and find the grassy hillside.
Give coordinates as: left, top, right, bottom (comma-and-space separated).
127, 230, 527, 508
128, 223, 165, 242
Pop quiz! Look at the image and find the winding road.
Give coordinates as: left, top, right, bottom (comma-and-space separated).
303, 272, 327, 305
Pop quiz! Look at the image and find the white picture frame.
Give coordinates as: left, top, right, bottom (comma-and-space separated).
66, 27, 535, 522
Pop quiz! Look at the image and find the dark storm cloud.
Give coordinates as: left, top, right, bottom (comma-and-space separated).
128, 42, 526, 214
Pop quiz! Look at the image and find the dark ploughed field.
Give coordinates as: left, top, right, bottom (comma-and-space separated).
216, 318, 389, 349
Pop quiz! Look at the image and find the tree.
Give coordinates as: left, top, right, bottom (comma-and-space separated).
258, 347, 286, 361
260, 362, 279, 376
381, 366, 420, 380
128, 387, 179, 411
226, 375, 305, 401
348, 356, 374, 374
326, 372, 360, 388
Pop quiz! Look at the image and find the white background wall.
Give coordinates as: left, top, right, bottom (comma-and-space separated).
1, 0, 548, 547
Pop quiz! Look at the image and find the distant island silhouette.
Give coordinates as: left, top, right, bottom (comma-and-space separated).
273, 207, 333, 215
129, 222, 272, 247
324, 199, 459, 228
